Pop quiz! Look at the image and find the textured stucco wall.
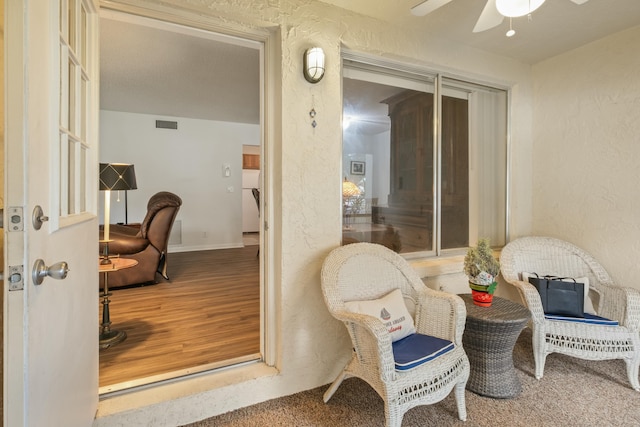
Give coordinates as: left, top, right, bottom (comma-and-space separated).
94, 1, 533, 425
531, 25, 640, 290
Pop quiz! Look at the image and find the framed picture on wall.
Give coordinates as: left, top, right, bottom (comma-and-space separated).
350, 161, 365, 175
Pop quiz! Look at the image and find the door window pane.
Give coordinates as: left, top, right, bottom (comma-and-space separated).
58, 0, 95, 223
68, 139, 76, 213
68, 59, 77, 135
68, 0, 76, 51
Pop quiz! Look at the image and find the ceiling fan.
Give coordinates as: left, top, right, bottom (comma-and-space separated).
411, 0, 590, 33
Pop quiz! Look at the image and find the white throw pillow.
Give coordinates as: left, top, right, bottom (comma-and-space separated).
521, 272, 596, 315
345, 288, 416, 342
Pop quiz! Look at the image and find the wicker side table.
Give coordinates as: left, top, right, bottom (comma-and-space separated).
460, 294, 531, 398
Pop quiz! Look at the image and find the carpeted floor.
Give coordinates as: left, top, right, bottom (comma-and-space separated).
183, 328, 640, 426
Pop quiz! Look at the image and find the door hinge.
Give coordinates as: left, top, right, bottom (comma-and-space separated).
8, 265, 25, 291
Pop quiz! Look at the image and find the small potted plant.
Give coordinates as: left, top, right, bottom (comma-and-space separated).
463, 238, 500, 307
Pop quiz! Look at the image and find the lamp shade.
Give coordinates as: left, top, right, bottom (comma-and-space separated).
496, 0, 546, 17
99, 163, 137, 191
303, 47, 325, 83
342, 177, 361, 197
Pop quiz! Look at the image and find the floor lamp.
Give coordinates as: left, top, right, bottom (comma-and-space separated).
99, 163, 137, 264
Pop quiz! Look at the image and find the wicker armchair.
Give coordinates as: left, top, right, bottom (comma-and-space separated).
500, 236, 640, 391
321, 243, 470, 427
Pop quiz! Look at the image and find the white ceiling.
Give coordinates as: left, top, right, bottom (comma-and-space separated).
320, 0, 640, 64
100, 1, 640, 124
100, 14, 261, 124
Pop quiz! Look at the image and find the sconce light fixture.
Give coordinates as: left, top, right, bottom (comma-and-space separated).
303, 47, 325, 83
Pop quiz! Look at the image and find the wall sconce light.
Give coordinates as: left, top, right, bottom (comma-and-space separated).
303, 47, 325, 83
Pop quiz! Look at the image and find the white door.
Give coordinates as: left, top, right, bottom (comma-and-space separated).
5, 0, 100, 426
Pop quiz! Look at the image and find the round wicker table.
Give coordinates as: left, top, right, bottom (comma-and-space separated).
459, 294, 531, 398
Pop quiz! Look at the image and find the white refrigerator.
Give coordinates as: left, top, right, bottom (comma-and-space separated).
242, 169, 260, 232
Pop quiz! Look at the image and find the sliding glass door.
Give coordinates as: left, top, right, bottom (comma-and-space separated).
342, 57, 507, 255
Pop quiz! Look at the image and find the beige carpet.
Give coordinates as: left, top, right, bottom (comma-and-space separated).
184, 329, 640, 426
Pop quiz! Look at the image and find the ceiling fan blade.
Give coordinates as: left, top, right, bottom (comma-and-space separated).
410, 0, 453, 17
570, 0, 589, 4
473, 0, 504, 33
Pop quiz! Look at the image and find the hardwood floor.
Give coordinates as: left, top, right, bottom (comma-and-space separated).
99, 245, 260, 393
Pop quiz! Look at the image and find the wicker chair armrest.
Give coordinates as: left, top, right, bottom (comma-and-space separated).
504, 279, 546, 323
332, 309, 396, 380
622, 287, 640, 330
596, 284, 640, 330
413, 289, 467, 345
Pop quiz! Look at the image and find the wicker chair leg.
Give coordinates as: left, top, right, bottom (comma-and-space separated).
323, 370, 347, 403
454, 381, 467, 421
384, 407, 403, 427
625, 357, 640, 391
532, 333, 547, 379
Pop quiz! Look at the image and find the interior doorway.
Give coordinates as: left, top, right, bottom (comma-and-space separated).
98, 8, 263, 394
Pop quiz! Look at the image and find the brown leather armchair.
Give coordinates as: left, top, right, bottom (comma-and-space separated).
99, 191, 182, 288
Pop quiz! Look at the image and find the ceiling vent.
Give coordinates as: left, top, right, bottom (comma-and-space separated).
156, 120, 178, 130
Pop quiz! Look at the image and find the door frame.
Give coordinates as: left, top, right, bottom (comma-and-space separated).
5, 0, 25, 420
96, 1, 277, 397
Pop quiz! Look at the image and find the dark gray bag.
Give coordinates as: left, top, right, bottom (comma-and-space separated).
528, 274, 585, 317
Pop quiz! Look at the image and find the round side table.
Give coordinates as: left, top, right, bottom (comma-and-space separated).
459, 294, 531, 398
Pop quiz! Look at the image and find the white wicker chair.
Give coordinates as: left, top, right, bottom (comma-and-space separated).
500, 236, 640, 391
321, 243, 470, 427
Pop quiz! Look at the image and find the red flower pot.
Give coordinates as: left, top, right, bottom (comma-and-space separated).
471, 289, 493, 307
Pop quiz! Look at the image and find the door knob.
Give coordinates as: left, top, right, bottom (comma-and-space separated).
32, 259, 70, 285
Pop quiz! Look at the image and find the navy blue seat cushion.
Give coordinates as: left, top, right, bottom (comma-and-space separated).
392, 333, 455, 371
544, 312, 619, 326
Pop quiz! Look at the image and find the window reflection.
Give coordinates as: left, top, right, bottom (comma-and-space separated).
342, 61, 507, 254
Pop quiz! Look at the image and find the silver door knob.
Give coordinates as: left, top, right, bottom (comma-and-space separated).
32, 259, 70, 285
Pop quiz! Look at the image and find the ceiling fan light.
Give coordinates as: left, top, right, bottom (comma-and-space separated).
496, 0, 546, 18
506, 17, 516, 37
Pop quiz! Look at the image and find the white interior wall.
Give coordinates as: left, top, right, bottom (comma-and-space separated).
343, 128, 389, 211
99, 110, 260, 251
243, 144, 260, 156
531, 25, 640, 290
